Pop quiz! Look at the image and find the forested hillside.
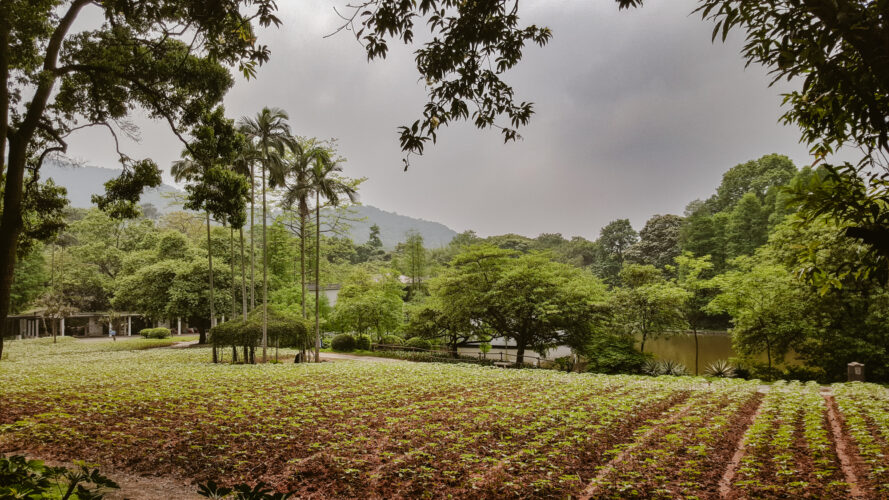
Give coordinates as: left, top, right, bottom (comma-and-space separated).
42, 161, 457, 249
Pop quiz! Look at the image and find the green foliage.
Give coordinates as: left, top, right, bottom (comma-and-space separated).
705, 359, 736, 378
355, 334, 371, 351
330, 267, 403, 339
140, 327, 171, 339
9, 246, 48, 314
582, 332, 650, 375
610, 264, 689, 352
0, 454, 119, 500
352, 0, 552, 163
198, 480, 294, 499
626, 214, 683, 271
596, 219, 638, 283
708, 256, 810, 371
331, 333, 356, 352
210, 307, 308, 353
379, 335, 404, 346
404, 337, 432, 351
429, 245, 609, 363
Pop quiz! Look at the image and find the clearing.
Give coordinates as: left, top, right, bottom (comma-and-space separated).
1, 337, 888, 498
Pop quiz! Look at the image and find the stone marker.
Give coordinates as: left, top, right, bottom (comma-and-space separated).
848, 362, 865, 382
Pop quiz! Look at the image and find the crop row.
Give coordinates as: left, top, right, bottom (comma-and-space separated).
588, 381, 760, 499
0, 341, 736, 498
832, 383, 889, 494
731, 381, 849, 498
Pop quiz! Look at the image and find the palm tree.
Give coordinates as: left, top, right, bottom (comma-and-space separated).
231, 145, 258, 318
281, 139, 322, 321
171, 158, 216, 342
231, 143, 259, 310
238, 108, 295, 363
310, 152, 358, 362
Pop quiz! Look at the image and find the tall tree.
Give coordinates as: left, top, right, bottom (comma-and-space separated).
626, 214, 683, 270
239, 107, 295, 363
610, 264, 688, 354
597, 219, 638, 284
171, 108, 247, 343
0, 0, 279, 360
674, 253, 715, 375
281, 139, 327, 321
310, 152, 358, 362
400, 230, 427, 299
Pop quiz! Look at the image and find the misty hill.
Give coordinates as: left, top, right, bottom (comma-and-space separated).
42, 160, 182, 211
41, 161, 457, 249
345, 205, 456, 249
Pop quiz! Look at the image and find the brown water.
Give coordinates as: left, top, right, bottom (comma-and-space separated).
640, 332, 735, 374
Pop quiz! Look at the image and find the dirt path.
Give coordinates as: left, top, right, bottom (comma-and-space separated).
821, 390, 866, 498
319, 352, 402, 363
717, 395, 765, 498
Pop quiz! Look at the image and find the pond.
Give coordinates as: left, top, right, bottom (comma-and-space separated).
457, 332, 742, 374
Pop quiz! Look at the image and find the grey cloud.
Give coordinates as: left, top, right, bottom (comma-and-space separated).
62, 0, 840, 241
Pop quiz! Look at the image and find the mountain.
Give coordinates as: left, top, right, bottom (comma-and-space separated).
345, 205, 457, 249
42, 160, 181, 211
41, 161, 458, 249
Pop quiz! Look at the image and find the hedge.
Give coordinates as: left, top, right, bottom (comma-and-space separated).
139, 327, 171, 339
404, 337, 432, 350
331, 333, 356, 352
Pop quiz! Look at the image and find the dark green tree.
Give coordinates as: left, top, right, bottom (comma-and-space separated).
0, 0, 279, 358
626, 214, 683, 270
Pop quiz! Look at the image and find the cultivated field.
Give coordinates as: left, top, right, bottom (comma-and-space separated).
1, 338, 888, 498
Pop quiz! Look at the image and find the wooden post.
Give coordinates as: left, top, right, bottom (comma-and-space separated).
177, 317, 181, 336
60, 317, 65, 337
127, 315, 132, 336
848, 362, 865, 382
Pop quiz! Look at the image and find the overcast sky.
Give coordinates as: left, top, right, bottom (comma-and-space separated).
63, 0, 839, 241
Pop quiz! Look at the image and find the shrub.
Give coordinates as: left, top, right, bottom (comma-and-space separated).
331, 333, 356, 352
355, 334, 372, 351
642, 359, 664, 376
660, 360, 689, 376
209, 306, 309, 352
582, 333, 650, 375
139, 327, 171, 339
379, 335, 404, 346
0, 455, 119, 499
404, 337, 431, 350
705, 359, 736, 378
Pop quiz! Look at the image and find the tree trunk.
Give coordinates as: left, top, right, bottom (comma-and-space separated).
0, 0, 89, 362
314, 193, 321, 363
240, 227, 248, 318
640, 332, 647, 354
204, 211, 214, 345
230, 226, 236, 319
450, 342, 459, 359
261, 161, 268, 363
250, 162, 256, 310
300, 212, 307, 319
515, 338, 527, 366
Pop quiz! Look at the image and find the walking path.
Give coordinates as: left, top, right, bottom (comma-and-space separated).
319, 352, 401, 363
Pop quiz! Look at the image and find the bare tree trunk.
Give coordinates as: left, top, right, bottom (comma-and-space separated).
314, 193, 321, 363
261, 162, 268, 363
204, 211, 215, 345
250, 163, 256, 310
230, 226, 236, 319
240, 227, 248, 318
